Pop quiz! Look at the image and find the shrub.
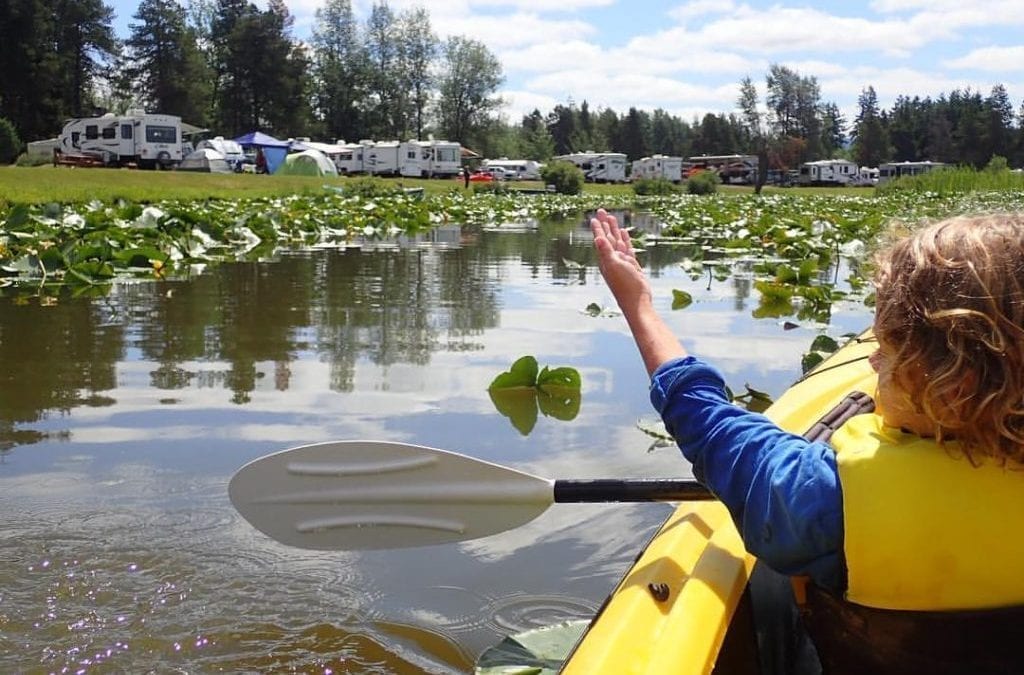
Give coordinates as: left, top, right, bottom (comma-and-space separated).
540, 160, 584, 195
471, 180, 511, 195
632, 177, 681, 195
15, 152, 52, 167
0, 118, 22, 165
341, 176, 402, 198
686, 169, 720, 195
985, 155, 1009, 173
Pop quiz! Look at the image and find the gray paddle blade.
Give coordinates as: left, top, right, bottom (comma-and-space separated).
229, 440, 555, 550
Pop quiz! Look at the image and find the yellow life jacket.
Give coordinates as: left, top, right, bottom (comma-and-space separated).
832, 414, 1024, 610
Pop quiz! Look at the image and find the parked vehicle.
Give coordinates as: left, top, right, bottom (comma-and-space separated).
552, 152, 628, 183
798, 159, 860, 186
196, 136, 246, 171
877, 161, 946, 184
57, 110, 183, 169
683, 154, 758, 184
399, 140, 462, 178
481, 158, 543, 181
631, 155, 684, 182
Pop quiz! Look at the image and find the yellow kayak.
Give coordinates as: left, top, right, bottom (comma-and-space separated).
562, 333, 878, 675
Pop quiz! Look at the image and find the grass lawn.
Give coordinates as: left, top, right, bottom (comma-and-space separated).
0, 165, 875, 206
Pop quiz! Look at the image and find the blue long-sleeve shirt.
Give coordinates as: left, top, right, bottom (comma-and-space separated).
650, 356, 845, 590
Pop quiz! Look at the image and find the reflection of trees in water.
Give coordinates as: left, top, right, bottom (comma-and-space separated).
0, 293, 122, 448
0, 215, 651, 436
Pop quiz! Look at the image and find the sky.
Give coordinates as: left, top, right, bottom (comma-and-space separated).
107, 0, 1024, 127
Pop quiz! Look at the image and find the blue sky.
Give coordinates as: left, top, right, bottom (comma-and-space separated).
108, 0, 1024, 127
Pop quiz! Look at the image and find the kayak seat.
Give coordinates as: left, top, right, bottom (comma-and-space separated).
798, 581, 1024, 675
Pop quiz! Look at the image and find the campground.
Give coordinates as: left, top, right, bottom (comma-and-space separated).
0, 165, 870, 206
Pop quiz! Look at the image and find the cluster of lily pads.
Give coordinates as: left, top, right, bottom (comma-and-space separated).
0, 190, 630, 291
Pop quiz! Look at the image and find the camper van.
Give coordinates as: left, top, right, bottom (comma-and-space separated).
631, 155, 683, 182
797, 159, 860, 186
481, 158, 543, 181
57, 110, 183, 169
553, 152, 627, 183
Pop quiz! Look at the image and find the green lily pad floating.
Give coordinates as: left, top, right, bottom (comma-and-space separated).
475, 620, 590, 675
488, 357, 582, 435
671, 289, 692, 310
801, 333, 843, 374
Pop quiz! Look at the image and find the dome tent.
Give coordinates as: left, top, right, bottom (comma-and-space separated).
275, 148, 338, 177
177, 148, 232, 173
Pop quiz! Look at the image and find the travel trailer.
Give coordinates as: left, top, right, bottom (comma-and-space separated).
798, 159, 860, 186
57, 110, 183, 169
553, 152, 628, 183
631, 155, 683, 182
398, 140, 462, 178
365, 141, 400, 175
684, 154, 758, 184
333, 141, 371, 174
481, 158, 543, 181
877, 160, 945, 184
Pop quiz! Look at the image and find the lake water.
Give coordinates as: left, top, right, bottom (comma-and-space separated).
0, 210, 872, 673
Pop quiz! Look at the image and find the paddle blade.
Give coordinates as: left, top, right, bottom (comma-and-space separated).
229, 441, 555, 550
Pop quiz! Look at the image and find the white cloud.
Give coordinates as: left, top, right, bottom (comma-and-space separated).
669, 0, 738, 23
944, 45, 1024, 72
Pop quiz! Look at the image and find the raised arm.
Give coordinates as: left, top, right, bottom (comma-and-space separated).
590, 209, 687, 375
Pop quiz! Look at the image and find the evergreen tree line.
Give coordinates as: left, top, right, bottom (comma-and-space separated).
1, 0, 1022, 170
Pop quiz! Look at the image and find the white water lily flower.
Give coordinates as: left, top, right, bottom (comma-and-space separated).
363, 225, 377, 237
62, 213, 86, 229
134, 206, 166, 228
229, 226, 261, 252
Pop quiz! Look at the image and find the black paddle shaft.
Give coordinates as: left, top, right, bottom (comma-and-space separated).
552, 479, 713, 503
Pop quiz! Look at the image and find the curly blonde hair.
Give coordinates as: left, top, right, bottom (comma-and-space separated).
873, 213, 1024, 464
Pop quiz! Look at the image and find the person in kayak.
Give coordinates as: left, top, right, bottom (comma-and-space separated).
590, 207, 1024, 609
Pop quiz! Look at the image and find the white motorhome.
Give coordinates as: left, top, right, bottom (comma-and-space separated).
877, 161, 945, 184
482, 158, 543, 181
398, 140, 462, 178
631, 155, 683, 182
553, 152, 627, 183
57, 110, 183, 169
798, 159, 860, 186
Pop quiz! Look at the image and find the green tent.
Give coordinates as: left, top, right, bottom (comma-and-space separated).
275, 149, 338, 177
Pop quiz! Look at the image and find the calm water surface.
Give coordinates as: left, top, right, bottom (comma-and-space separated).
0, 211, 872, 673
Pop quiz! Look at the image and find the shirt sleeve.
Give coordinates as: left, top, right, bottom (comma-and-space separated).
650, 356, 845, 590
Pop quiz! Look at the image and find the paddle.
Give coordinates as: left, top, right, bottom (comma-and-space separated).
229, 440, 712, 551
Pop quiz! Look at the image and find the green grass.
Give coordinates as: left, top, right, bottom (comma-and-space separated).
0, 165, 880, 206
876, 166, 1024, 196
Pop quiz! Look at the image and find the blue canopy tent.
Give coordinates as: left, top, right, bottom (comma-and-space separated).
233, 131, 290, 174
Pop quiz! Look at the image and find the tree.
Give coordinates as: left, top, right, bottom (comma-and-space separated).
519, 109, 555, 160
311, 0, 368, 142
434, 36, 503, 147
737, 76, 770, 191
819, 101, 846, 158
396, 7, 437, 139
52, 0, 120, 116
618, 107, 650, 160
984, 84, 1014, 163
852, 86, 889, 167
364, 1, 401, 138
124, 0, 210, 124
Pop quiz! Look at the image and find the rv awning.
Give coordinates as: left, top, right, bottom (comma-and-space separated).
182, 122, 208, 137
461, 147, 481, 159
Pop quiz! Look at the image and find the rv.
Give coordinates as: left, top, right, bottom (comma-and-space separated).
365, 141, 400, 175
553, 152, 627, 183
481, 158, 543, 181
631, 155, 683, 182
398, 140, 462, 178
684, 154, 758, 184
798, 159, 860, 186
877, 161, 945, 184
332, 141, 371, 174
57, 110, 183, 169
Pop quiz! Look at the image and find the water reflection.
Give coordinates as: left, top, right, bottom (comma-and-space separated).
0, 211, 874, 672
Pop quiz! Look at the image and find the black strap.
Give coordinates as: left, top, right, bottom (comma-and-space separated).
803, 391, 875, 444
